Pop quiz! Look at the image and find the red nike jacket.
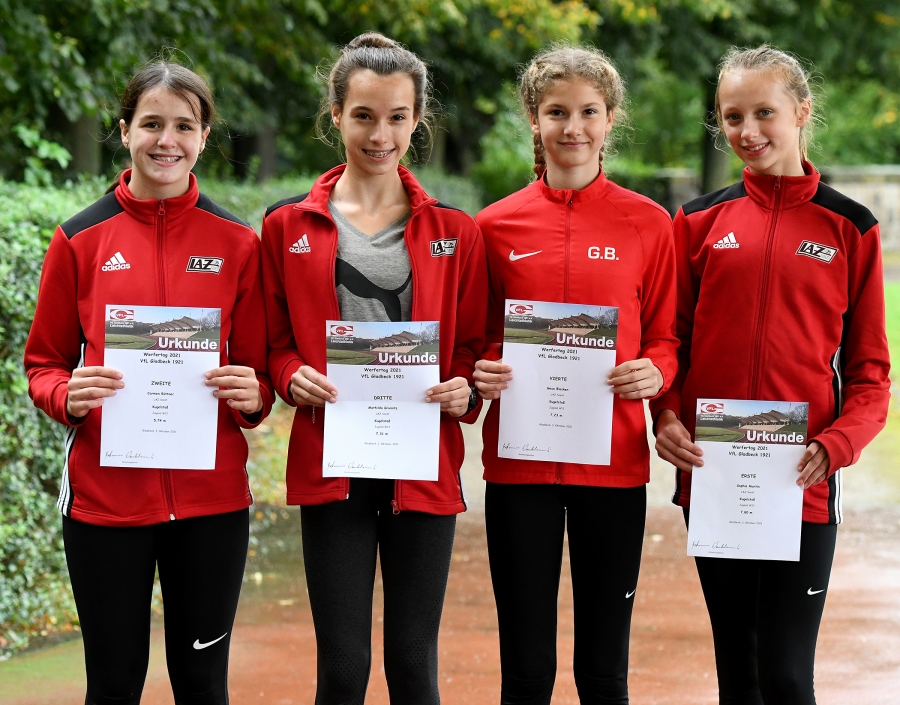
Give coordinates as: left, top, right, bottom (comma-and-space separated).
649, 162, 891, 524
476, 170, 678, 487
24, 171, 274, 527
261, 165, 487, 515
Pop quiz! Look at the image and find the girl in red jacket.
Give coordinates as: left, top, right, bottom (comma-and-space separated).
24, 63, 273, 704
651, 46, 891, 704
473, 46, 678, 704
260, 33, 486, 704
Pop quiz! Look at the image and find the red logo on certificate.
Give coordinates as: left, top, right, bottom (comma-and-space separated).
700, 402, 724, 413
509, 304, 533, 315
109, 309, 134, 320
330, 324, 354, 336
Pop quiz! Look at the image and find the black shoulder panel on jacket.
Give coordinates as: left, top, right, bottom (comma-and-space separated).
60, 191, 124, 239
265, 193, 309, 219
681, 182, 747, 216
195, 193, 251, 228
811, 183, 878, 235
434, 200, 463, 212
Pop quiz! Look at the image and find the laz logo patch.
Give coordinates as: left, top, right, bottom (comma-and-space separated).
796, 241, 837, 264
430, 239, 458, 257
186, 256, 224, 273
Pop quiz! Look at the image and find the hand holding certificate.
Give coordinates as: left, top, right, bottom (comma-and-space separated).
687, 399, 808, 562
100, 305, 221, 469
497, 300, 618, 465
322, 321, 441, 481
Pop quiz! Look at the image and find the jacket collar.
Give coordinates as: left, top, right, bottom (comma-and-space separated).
742, 160, 819, 210
296, 163, 438, 217
536, 168, 609, 205
114, 169, 200, 224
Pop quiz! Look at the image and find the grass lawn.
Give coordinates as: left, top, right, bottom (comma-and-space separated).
104, 334, 155, 350
408, 342, 439, 355
695, 426, 745, 443
503, 328, 554, 345
325, 349, 377, 365
886, 282, 900, 379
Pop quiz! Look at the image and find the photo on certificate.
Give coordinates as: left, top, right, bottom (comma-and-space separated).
498, 300, 618, 465
100, 305, 221, 469
687, 398, 808, 561
322, 320, 441, 481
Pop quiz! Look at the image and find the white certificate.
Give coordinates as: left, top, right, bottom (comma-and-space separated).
687, 399, 808, 561
322, 321, 440, 481
498, 300, 618, 465
100, 305, 220, 469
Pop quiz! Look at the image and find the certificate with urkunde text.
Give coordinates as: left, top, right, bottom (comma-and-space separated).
322, 321, 440, 481
100, 305, 220, 469
498, 300, 618, 465
687, 399, 808, 561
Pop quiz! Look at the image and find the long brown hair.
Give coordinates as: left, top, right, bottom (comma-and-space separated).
520, 45, 627, 177
107, 62, 216, 193
316, 32, 434, 161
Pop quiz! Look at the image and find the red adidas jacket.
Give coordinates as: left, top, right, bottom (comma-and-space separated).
650, 162, 891, 524
261, 165, 487, 515
24, 171, 274, 527
477, 170, 678, 487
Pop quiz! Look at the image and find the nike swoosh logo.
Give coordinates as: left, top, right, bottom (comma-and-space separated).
807, 588, 825, 596
509, 250, 542, 261
193, 633, 227, 650
625, 590, 636, 599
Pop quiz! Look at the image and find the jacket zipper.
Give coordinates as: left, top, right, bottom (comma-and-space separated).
558, 197, 574, 484
156, 201, 176, 521
749, 177, 781, 399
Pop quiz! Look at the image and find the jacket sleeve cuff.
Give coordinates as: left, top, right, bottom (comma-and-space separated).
649, 393, 681, 436
276, 357, 304, 407
482, 342, 503, 362
455, 394, 483, 425
231, 386, 274, 429
812, 430, 853, 476
50, 381, 87, 428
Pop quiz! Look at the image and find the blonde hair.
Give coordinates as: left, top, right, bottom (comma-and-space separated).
519, 45, 627, 177
316, 32, 434, 159
714, 45, 820, 162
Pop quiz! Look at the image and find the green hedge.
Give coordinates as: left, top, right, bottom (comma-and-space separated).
0, 168, 479, 657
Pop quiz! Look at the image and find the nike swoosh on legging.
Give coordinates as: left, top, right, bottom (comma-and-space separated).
335, 258, 412, 323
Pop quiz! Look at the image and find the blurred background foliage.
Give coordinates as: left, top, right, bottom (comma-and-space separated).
3, 0, 900, 196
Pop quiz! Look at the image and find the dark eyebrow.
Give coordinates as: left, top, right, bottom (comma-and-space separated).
350, 105, 412, 112
544, 102, 605, 110
139, 113, 200, 123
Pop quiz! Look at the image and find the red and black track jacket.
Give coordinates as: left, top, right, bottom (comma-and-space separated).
261, 165, 487, 515
477, 171, 678, 487
24, 171, 274, 527
649, 162, 891, 524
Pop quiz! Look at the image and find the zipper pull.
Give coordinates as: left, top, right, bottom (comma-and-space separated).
391, 500, 400, 515
169, 513, 175, 521
774, 176, 781, 190
311, 406, 316, 424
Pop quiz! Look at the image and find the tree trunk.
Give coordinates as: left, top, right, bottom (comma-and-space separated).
701, 79, 731, 194
256, 125, 277, 182
70, 114, 102, 176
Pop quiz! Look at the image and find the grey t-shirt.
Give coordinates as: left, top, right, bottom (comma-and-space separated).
329, 201, 412, 323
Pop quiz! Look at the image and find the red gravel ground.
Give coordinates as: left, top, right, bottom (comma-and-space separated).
7, 506, 899, 705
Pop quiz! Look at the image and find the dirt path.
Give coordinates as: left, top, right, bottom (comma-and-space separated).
4, 506, 900, 704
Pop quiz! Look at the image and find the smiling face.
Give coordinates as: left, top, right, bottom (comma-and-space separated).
119, 86, 210, 200
530, 78, 614, 190
332, 69, 419, 179
718, 69, 811, 177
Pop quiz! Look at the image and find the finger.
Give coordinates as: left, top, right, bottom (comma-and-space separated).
473, 370, 513, 384
475, 360, 512, 374
426, 380, 467, 396
478, 389, 501, 400
68, 398, 107, 416
426, 389, 470, 403
213, 388, 256, 400
70, 387, 120, 401
658, 436, 704, 466
205, 365, 253, 379
206, 375, 254, 389
296, 380, 336, 404
474, 380, 509, 392
610, 379, 656, 395
655, 442, 696, 473
297, 369, 338, 396
69, 376, 125, 391
608, 359, 650, 378
72, 366, 123, 380
441, 400, 469, 416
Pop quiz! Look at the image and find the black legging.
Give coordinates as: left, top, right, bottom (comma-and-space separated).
686, 509, 838, 705
62, 509, 249, 705
300, 478, 456, 705
485, 482, 647, 705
